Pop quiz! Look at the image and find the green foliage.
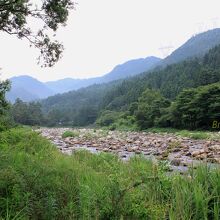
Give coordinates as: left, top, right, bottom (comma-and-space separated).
108, 83, 220, 131
0, 79, 13, 131
100, 45, 220, 111
169, 83, 220, 130
41, 81, 121, 127
0, 79, 10, 115
62, 130, 80, 138
145, 127, 220, 140
0, 128, 219, 219
177, 130, 210, 140
0, 0, 74, 66
96, 110, 121, 127
11, 99, 45, 126
135, 89, 171, 129
0, 113, 16, 132
40, 43, 220, 130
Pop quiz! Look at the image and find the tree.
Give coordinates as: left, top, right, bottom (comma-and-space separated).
0, 0, 74, 67
135, 89, 170, 129
169, 83, 220, 130
0, 79, 10, 115
11, 99, 45, 125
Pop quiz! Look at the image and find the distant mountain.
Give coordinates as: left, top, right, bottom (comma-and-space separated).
45, 56, 161, 93
7, 29, 220, 101
101, 56, 161, 82
6, 76, 55, 102
46, 29, 220, 93
160, 28, 220, 67
45, 78, 99, 94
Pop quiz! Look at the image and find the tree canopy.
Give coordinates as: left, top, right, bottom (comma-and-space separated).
0, 79, 10, 115
0, 0, 74, 67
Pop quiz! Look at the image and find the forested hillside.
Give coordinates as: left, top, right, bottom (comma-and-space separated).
159, 28, 220, 67
13, 44, 220, 129
40, 80, 122, 126
45, 56, 161, 93
101, 44, 220, 111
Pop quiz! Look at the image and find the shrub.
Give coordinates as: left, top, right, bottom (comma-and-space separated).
62, 130, 80, 138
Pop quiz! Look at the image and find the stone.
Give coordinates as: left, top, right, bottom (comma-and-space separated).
185, 152, 191, 156
213, 158, 220, 164
192, 149, 205, 157
172, 148, 181, 153
196, 153, 207, 160
109, 145, 118, 150
210, 145, 220, 151
170, 159, 181, 166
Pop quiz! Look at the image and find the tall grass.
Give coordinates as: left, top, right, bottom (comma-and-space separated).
146, 127, 220, 140
0, 128, 219, 219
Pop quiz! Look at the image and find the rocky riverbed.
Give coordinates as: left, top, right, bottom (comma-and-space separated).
37, 128, 220, 171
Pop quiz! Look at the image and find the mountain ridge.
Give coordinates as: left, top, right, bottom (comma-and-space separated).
6, 28, 220, 102
6, 75, 55, 102
45, 56, 161, 93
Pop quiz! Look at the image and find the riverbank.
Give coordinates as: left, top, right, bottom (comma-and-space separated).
38, 128, 220, 172
0, 127, 219, 219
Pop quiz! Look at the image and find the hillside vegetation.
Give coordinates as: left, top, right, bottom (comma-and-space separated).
13, 44, 220, 130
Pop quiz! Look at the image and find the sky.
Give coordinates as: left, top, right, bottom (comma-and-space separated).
1, 0, 220, 82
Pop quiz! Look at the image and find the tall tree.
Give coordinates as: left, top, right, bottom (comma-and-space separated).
0, 0, 74, 67
135, 89, 170, 129
0, 79, 10, 115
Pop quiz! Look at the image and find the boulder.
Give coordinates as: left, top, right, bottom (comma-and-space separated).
170, 159, 181, 166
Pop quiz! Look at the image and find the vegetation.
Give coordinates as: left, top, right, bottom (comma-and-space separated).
62, 130, 80, 138
0, 79, 10, 116
35, 44, 220, 130
0, 0, 74, 66
40, 81, 122, 127
11, 99, 45, 126
134, 89, 170, 129
145, 128, 220, 140
0, 128, 219, 219
134, 83, 220, 130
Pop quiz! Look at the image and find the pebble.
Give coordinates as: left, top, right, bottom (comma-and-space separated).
37, 128, 220, 167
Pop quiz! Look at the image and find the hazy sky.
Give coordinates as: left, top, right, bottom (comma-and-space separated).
1, 0, 220, 82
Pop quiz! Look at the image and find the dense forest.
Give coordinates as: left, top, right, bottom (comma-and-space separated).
10, 44, 220, 131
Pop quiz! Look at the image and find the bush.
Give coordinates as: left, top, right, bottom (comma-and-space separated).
62, 130, 80, 138
96, 110, 121, 127
0, 114, 15, 132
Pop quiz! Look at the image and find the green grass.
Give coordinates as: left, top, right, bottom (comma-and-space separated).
0, 128, 219, 219
145, 127, 220, 140
62, 130, 80, 138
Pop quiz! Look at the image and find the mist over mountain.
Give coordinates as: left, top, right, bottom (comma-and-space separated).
45, 56, 161, 94
6, 76, 55, 102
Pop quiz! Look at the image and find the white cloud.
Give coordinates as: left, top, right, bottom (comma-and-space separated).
1, 0, 220, 81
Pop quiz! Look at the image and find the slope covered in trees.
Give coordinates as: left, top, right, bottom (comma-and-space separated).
46, 56, 162, 93
34, 44, 220, 129
159, 28, 220, 67
40, 80, 122, 126
101, 44, 220, 111
6, 56, 161, 101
